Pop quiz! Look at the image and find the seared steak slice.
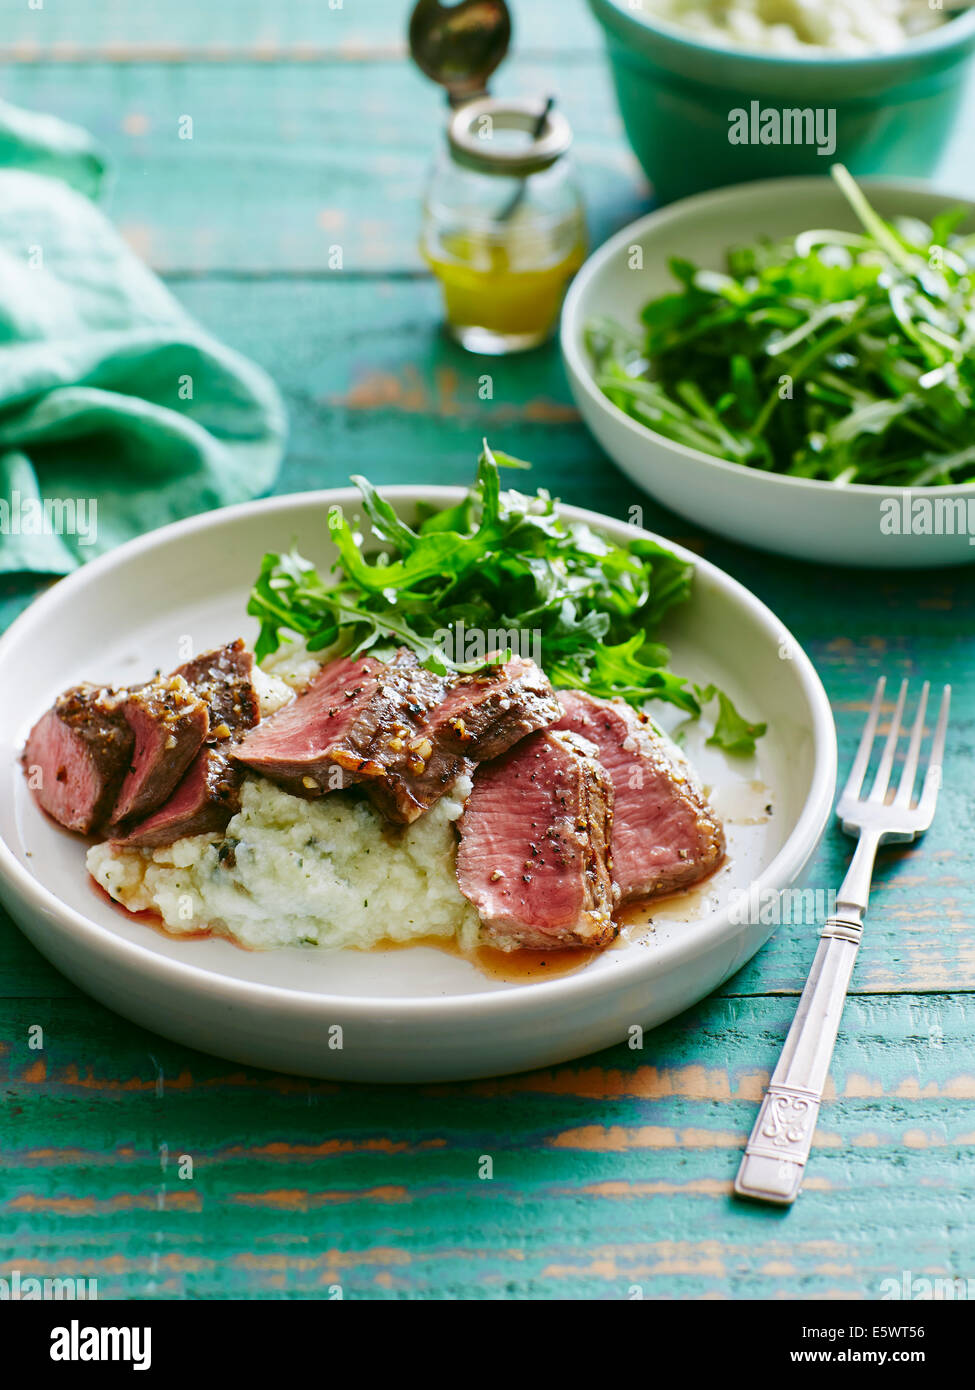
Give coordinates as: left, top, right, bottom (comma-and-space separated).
235, 649, 561, 825
112, 746, 243, 848
233, 651, 406, 792
116, 641, 260, 848
555, 689, 724, 902
424, 655, 561, 761
456, 729, 618, 950
22, 684, 133, 834
236, 649, 464, 822
363, 652, 562, 822
354, 653, 468, 823
109, 676, 209, 827
173, 639, 260, 735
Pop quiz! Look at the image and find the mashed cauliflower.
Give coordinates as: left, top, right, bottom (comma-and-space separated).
259, 637, 329, 693
645, 0, 943, 54
88, 775, 480, 952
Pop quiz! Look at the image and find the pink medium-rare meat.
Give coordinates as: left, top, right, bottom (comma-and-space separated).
355, 652, 561, 823
455, 729, 618, 951
234, 648, 467, 822
22, 684, 133, 834
112, 745, 244, 848
424, 654, 562, 761
234, 648, 562, 825
109, 676, 210, 827
23, 640, 261, 842
232, 650, 418, 790
231, 651, 386, 787
554, 689, 724, 902
115, 641, 260, 848
232, 644, 559, 817
364, 651, 562, 822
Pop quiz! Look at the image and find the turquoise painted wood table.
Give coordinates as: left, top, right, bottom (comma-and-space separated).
1, 2, 973, 1301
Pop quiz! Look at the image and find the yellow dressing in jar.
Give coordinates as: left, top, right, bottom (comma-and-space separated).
425, 229, 585, 347
421, 97, 587, 354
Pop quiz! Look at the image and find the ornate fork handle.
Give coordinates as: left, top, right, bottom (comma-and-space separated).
734, 908, 864, 1205
736, 681, 949, 1206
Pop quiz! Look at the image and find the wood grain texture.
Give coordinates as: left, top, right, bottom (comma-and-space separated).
2, 995, 974, 1299
0, 60, 645, 275
2, 0, 974, 1302
0, 0, 601, 59
1, 56, 972, 276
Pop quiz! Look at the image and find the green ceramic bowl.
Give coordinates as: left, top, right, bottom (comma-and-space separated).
587, 0, 975, 202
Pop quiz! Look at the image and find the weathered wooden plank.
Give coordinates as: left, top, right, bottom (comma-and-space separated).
2, 57, 974, 276
0, 59, 645, 274
2, 994, 974, 1298
1, 276, 973, 999
0, 0, 602, 59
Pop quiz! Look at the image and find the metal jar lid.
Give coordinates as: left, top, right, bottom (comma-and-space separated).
447, 97, 572, 176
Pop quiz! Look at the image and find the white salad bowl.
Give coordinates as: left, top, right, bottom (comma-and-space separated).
0, 489, 836, 1081
561, 177, 975, 568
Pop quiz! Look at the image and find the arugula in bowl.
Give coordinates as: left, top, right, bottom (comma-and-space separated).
588, 165, 975, 488
247, 444, 764, 755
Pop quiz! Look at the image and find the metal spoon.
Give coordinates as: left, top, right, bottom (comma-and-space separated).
408, 0, 512, 108
497, 95, 555, 221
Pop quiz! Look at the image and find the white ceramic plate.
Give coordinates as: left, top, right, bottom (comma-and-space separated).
561, 178, 975, 568
0, 490, 836, 1081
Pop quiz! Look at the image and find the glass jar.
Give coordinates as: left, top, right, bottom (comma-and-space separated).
421, 97, 587, 355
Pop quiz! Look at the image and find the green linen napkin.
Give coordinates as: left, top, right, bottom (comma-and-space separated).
0, 101, 287, 576
0, 96, 107, 199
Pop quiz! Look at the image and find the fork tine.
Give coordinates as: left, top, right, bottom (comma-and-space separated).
869, 678, 908, 803
918, 685, 951, 819
841, 676, 886, 802
893, 681, 929, 809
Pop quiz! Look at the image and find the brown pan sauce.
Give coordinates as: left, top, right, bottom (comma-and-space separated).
93, 855, 727, 982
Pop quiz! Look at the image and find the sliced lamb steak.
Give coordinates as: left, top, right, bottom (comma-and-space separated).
111, 744, 245, 847
22, 684, 133, 834
234, 648, 561, 824
233, 649, 460, 821
173, 639, 260, 736
423, 654, 562, 762
554, 689, 724, 902
231, 651, 387, 796
352, 652, 468, 823
455, 728, 618, 950
109, 675, 210, 827
365, 652, 562, 822
116, 641, 259, 848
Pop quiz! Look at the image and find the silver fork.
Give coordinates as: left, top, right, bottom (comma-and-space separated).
734, 677, 950, 1206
